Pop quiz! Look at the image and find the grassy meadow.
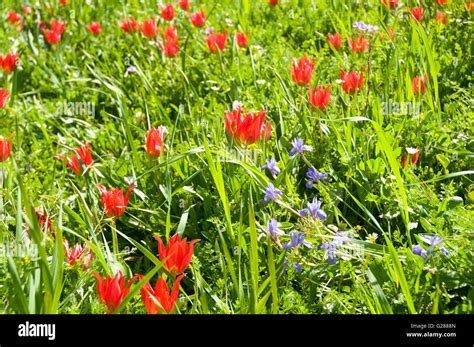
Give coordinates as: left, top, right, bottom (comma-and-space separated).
0, 0, 473, 314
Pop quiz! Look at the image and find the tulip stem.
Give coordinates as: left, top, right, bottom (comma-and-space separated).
363, 39, 374, 117
318, 110, 322, 144
111, 220, 119, 255
217, 49, 225, 76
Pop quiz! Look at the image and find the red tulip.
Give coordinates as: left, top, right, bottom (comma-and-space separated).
140, 18, 157, 38
291, 56, 315, 86
64, 239, 93, 269
160, 40, 179, 58
0, 51, 19, 73
146, 126, 167, 156
140, 274, 184, 314
7, 10, 21, 24
160, 4, 175, 21
60, 0, 68, 5
93, 271, 139, 313
43, 30, 61, 44
50, 19, 66, 34
268, 0, 279, 5
42, 19, 66, 44
121, 17, 138, 33
35, 208, 54, 235
87, 21, 102, 35
412, 75, 427, 96
467, 1, 472, 11
409, 6, 424, 22
163, 26, 178, 43
0, 133, 13, 162
56, 143, 94, 175
340, 68, 364, 94
178, 0, 190, 11
225, 105, 272, 146
402, 147, 419, 168
188, 10, 206, 27
236, 32, 249, 48
309, 85, 331, 111
155, 233, 198, 275
436, 11, 448, 24
348, 35, 367, 54
0, 88, 10, 108
328, 32, 342, 50
436, 0, 448, 5
381, 0, 398, 9
206, 30, 228, 53
400, 153, 407, 168
411, 147, 419, 165
158, 26, 179, 57
96, 184, 136, 218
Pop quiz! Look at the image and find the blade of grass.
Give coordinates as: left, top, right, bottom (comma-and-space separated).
247, 184, 259, 313
384, 235, 416, 314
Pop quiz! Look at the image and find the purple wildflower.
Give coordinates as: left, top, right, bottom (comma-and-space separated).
412, 244, 425, 257
318, 241, 338, 264
318, 232, 351, 264
300, 197, 327, 221
413, 235, 450, 259
289, 138, 313, 156
423, 235, 444, 247
422, 235, 449, 257
352, 21, 379, 33
283, 231, 312, 250
261, 157, 280, 176
263, 183, 283, 205
268, 218, 285, 240
305, 167, 328, 188
293, 263, 302, 272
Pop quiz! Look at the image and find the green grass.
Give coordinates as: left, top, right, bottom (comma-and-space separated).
0, 0, 472, 314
